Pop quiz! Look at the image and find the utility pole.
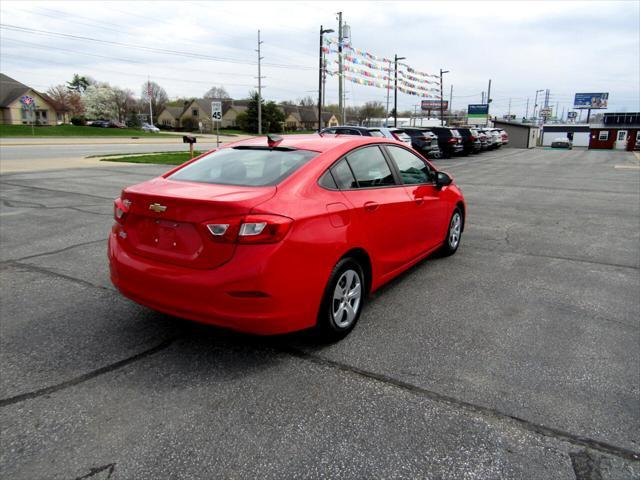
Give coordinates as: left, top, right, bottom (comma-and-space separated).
481, 91, 485, 104
337, 11, 343, 124
449, 84, 453, 115
394, 54, 406, 127
318, 25, 334, 131
533, 89, 544, 123
385, 60, 391, 126
555, 101, 559, 121
486, 79, 492, 120
440, 68, 449, 126
508, 98, 511, 117
256, 30, 264, 134
525, 97, 529, 119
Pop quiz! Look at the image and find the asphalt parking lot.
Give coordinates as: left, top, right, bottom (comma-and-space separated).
1, 147, 639, 479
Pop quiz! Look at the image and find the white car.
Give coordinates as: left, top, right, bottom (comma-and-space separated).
141, 123, 160, 133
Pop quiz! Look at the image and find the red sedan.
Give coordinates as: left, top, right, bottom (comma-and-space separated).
108, 134, 466, 339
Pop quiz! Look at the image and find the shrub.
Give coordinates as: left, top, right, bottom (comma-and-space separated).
71, 116, 86, 126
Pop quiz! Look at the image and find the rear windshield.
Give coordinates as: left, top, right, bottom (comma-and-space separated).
368, 130, 385, 137
169, 147, 318, 186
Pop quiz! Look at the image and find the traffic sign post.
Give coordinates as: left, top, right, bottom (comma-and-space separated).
211, 100, 222, 147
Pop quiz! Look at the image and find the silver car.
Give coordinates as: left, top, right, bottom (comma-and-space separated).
551, 137, 573, 149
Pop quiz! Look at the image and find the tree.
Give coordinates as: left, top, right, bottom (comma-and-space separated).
66, 74, 93, 94
238, 91, 285, 133
203, 86, 230, 100
298, 96, 315, 107
112, 87, 136, 122
84, 85, 119, 119
359, 101, 385, 125
47, 84, 84, 116
141, 81, 168, 121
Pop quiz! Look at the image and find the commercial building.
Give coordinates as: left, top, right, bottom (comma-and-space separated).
589, 113, 639, 151
492, 120, 540, 149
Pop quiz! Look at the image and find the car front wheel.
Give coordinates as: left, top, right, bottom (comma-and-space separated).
317, 258, 365, 340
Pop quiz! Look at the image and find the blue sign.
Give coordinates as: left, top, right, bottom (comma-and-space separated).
468, 104, 489, 116
573, 93, 608, 109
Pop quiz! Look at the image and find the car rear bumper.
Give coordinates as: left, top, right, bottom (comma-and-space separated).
108, 231, 316, 335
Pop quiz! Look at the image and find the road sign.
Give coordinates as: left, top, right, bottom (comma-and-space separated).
567, 111, 578, 119
540, 108, 552, 116
211, 101, 222, 121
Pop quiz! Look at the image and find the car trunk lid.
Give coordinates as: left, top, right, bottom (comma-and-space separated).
120, 178, 276, 269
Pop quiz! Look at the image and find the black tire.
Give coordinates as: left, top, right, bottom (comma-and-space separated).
316, 258, 365, 341
440, 208, 463, 256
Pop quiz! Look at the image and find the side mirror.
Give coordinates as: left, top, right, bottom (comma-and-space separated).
435, 171, 453, 188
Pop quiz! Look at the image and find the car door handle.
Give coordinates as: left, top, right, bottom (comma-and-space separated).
414, 197, 425, 205
363, 201, 379, 212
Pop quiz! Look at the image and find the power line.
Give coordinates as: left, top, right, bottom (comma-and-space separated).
0, 24, 317, 70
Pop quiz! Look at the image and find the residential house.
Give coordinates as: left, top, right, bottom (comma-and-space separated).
157, 105, 185, 129
179, 98, 213, 131
221, 100, 249, 128
298, 106, 318, 130
280, 104, 302, 130
322, 111, 339, 128
0, 73, 68, 125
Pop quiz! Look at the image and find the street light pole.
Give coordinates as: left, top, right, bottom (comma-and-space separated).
394, 54, 406, 127
533, 89, 544, 124
439, 68, 449, 126
318, 26, 334, 132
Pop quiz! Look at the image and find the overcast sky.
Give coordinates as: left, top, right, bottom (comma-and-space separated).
1, 0, 638, 117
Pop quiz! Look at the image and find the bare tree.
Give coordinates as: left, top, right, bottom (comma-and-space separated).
112, 87, 136, 122
141, 81, 168, 119
360, 101, 386, 124
298, 96, 315, 107
204, 86, 230, 100
47, 84, 84, 116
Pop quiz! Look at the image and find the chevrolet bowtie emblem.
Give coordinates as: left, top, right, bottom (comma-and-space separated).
148, 203, 167, 213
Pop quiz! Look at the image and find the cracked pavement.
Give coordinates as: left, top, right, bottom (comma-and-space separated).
0, 148, 638, 479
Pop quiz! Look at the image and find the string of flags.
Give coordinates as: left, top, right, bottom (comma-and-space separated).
322, 37, 441, 98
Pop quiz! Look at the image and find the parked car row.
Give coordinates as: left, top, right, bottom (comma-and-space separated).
320, 125, 509, 159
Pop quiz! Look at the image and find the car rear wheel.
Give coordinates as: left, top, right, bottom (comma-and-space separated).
440, 208, 463, 256
317, 258, 365, 340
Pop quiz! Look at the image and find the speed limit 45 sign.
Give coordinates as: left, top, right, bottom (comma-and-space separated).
211, 101, 222, 121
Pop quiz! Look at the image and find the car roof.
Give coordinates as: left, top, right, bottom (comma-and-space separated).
222, 134, 400, 153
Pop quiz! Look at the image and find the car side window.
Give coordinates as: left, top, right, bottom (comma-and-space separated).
345, 146, 396, 188
386, 146, 435, 185
318, 170, 338, 189
331, 159, 358, 189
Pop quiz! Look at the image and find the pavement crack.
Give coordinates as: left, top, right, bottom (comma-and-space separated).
7, 238, 107, 262
466, 245, 639, 271
0, 337, 178, 408
281, 347, 640, 463
1, 198, 111, 216
3, 260, 114, 293
0, 181, 114, 200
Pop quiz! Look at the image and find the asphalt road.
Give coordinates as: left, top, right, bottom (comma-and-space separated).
1, 148, 639, 479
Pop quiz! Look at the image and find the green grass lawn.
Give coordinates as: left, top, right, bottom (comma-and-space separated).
98, 151, 203, 165
0, 124, 173, 137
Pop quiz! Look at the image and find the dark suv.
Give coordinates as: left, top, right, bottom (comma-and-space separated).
456, 128, 482, 154
422, 127, 464, 158
400, 128, 441, 159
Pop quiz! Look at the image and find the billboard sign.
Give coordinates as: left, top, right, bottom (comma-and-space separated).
468, 104, 489, 125
573, 92, 608, 109
421, 99, 448, 110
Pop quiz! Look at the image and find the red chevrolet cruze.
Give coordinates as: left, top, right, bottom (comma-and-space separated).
108, 134, 465, 339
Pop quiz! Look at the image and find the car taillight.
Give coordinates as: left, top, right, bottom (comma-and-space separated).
113, 197, 130, 224
448, 137, 457, 144
470, 135, 476, 141
206, 214, 293, 244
